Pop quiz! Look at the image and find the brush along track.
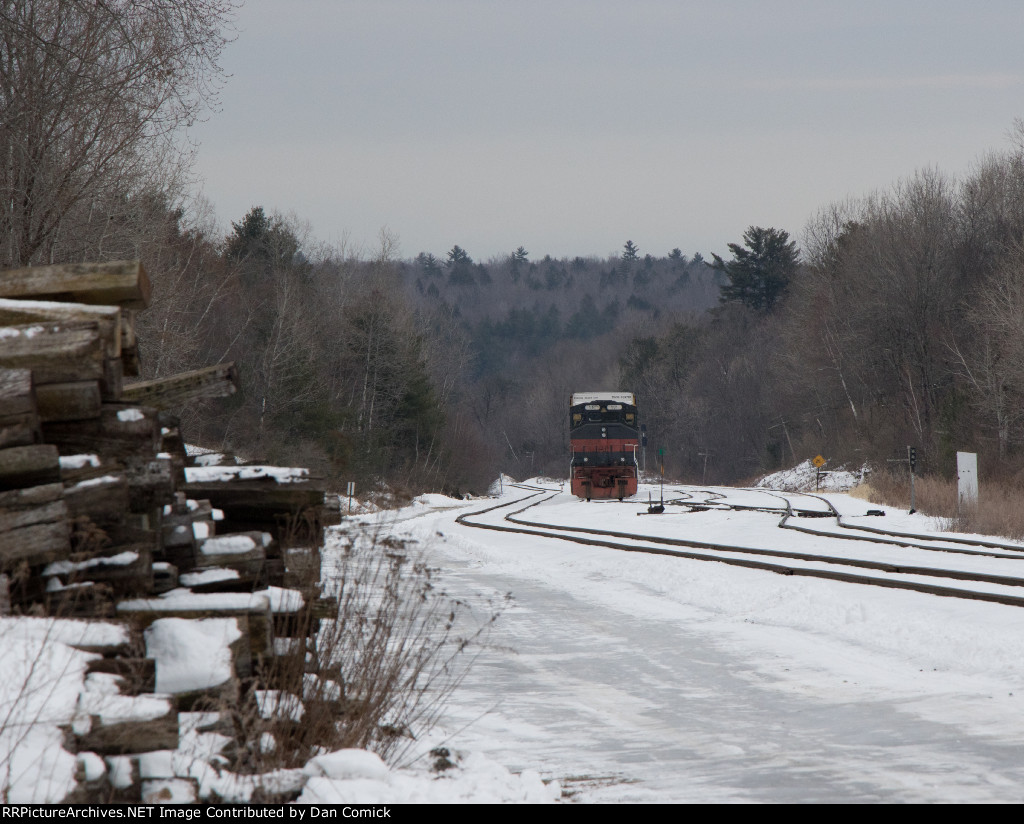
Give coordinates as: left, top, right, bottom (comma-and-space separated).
455, 485, 1024, 609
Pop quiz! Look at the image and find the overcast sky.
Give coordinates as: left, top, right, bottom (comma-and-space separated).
189, 0, 1024, 262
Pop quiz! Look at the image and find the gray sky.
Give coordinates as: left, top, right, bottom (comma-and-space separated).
190, 0, 1024, 262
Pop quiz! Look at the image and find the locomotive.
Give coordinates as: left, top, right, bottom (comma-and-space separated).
569, 392, 639, 500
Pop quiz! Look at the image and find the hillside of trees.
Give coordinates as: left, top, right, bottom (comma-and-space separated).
6, 2, 1024, 493
626, 147, 1024, 485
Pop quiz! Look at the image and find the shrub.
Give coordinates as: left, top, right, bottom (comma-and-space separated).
851, 469, 1024, 541
227, 520, 507, 774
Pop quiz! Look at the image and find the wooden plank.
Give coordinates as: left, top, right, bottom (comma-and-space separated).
57, 453, 111, 484
0, 321, 104, 384
0, 482, 63, 508
121, 362, 239, 408
42, 404, 160, 459
86, 657, 156, 694
35, 381, 102, 422
0, 499, 67, 533
124, 457, 174, 510
0, 417, 41, 449
0, 369, 40, 447
46, 542, 153, 596
0, 368, 37, 416
0, 261, 151, 309
0, 299, 121, 357
101, 357, 123, 401
0, 520, 71, 566
179, 482, 327, 523
76, 707, 178, 755
44, 582, 116, 618
62, 473, 129, 524
120, 310, 140, 377
0, 443, 60, 490
120, 309, 137, 350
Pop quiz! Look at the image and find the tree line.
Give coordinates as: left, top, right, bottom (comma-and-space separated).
627, 136, 1024, 484
6, 2, 1024, 491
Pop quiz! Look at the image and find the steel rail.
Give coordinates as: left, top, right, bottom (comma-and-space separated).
455, 488, 1024, 609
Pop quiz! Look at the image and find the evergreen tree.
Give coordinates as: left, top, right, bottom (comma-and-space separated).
226, 206, 301, 273
446, 245, 475, 285
712, 226, 799, 313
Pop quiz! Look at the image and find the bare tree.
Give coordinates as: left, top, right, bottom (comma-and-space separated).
0, 0, 237, 266
950, 247, 1024, 460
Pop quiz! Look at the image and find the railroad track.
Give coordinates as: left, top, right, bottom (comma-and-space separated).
455, 483, 1024, 608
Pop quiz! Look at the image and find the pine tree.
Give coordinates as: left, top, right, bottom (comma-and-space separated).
712, 226, 799, 313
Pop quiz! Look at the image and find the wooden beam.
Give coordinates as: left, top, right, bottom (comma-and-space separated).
76, 707, 178, 755
0, 261, 151, 309
179, 481, 327, 527
62, 473, 129, 524
35, 381, 102, 422
0, 321, 105, 384
0, 520, 71, 566
43, 404, 160, 459
0, 416, 41, 449
0, 368, 40, 447
102, 356, 123, 401
0, 482, 63, 509
120, 309, 140, 377
0, 499, 67, 534
0, 299, 121, 357
0, 443, 61, 490
121, 362, 238, 408
0, 368, 37, 416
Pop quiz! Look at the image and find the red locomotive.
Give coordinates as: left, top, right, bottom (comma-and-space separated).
569, 392, 639, 500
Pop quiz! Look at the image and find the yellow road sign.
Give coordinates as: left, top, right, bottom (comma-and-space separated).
812, 455, 826, 468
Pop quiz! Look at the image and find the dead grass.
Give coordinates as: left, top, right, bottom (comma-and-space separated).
850, 470, 1024, 541
216, 519, 507, 779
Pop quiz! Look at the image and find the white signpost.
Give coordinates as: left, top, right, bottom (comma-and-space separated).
956, 451, 978, 513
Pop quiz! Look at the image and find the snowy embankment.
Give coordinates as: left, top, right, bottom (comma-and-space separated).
755, 458, 866, 492
10, 471, 1024, 802
0, 515, 560, 804
380, 480, 1024, 802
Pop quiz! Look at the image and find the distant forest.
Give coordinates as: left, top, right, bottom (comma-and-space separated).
6, 3, 1024, 491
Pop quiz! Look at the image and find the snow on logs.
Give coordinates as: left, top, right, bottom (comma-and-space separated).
0, 261, 338, 801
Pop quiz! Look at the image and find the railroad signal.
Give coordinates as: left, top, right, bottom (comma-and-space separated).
907, 446, 917, 514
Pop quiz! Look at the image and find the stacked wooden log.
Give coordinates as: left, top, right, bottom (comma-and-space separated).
0, 261, 343, 802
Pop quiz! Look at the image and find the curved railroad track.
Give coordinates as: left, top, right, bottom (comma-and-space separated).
455, 483, 1024, 608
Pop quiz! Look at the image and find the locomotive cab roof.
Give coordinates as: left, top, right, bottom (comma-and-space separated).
570, 391, 636, 407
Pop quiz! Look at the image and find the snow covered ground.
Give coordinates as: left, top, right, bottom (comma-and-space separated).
371, 479, 1024, 802
7, 476, 1024, 803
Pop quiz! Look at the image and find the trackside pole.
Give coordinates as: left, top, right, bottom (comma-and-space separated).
909, 446, 917, 514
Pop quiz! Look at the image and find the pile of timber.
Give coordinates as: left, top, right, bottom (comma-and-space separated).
0, 261, 344, 802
